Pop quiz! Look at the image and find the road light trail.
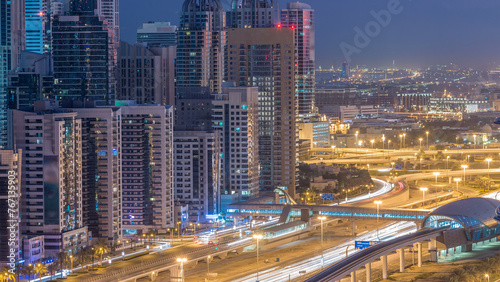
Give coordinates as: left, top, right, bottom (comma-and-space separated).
233, 221, 417, 282
331, 178, 393, 206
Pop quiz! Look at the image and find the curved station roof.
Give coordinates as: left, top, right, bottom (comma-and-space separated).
423, 197, 500, 245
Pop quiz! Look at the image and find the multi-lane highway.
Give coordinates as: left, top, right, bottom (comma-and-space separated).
233, 221, 418, 282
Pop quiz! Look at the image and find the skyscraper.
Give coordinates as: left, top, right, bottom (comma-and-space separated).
51, 13, 111, 106
0, 150, 21, 266
176, 0, 225, 95
173, 131, 221, 222
120, 103, 174, 234
227, 28, 297, 197
228, 0, 279, 28
7, 51, 54, 111
69, 107, 122, 242
96, 0, 119, 43
281, 2, 315, 115
117, 41, 176, 106
25, 0, 44, 54
1, 0, 26, 148
137, 22, 177, 47
342, 61, 350, 79
10, 104, 90, 257
96, 0, 119, 108
212, 87, 259, 200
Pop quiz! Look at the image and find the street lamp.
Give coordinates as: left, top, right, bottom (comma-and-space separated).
473, 134, 477, 149
426, 131, 429, 149
318, 216, 326, 268
433, 171, 440, 185
486, 158, 492, 178
399, 134, 403, 149
189, 222, 200, 235
177, 258, 187, 282
420, 188, 428, 203
370, 139, 375, 149
70, 255, 73, 274
207, 255, 211, 280
446, 156, 450, 170
374, 201, 382, 239
419, 138, 423, 149
253, 234, 264, 282
454, 178, 461, 192
177, 221, 181, 239
485, 274, 490, 282
461, 164, 468, 184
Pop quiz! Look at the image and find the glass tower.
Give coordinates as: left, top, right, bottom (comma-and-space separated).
51, 13, 111, 106
176, 0, 226, 96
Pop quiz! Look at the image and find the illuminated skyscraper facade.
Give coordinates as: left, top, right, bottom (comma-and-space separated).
25, 0, 44, 53
281, 2, 315, 115
120, 103, 174, 234
10, 106, 90, 257
176, 0, 225, 95
51, 14, 111, 105
212, 87, 259, 200
228, 0, 279, 28
227, 28, 297, 197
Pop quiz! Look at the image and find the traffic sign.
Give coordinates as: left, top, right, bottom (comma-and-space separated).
321, 193, 333, 201
355, 240, 380, 250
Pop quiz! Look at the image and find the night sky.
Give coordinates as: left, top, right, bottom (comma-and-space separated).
120, 0, 500, 69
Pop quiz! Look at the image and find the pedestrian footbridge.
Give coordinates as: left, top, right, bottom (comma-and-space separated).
227, 203, 429, 222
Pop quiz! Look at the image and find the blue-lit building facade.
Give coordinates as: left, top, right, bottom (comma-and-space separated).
25, 0, 44, 54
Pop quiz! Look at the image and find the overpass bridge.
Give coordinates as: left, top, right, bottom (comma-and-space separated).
304, 227, 447, 282
308, 148, 500, 162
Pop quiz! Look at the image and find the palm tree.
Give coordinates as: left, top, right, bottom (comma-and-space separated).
21, 264, 34, 282
34, 263, 47, 282
56, 251, 71, 275
47, 263, 58, 281
93, 241, 110, 266
0, 267, 14, 282
76, 247, 91, 269
4, 272, 15, 282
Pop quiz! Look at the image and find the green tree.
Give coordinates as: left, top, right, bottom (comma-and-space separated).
475, 176, 491, 191
435, 150, 445, 160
